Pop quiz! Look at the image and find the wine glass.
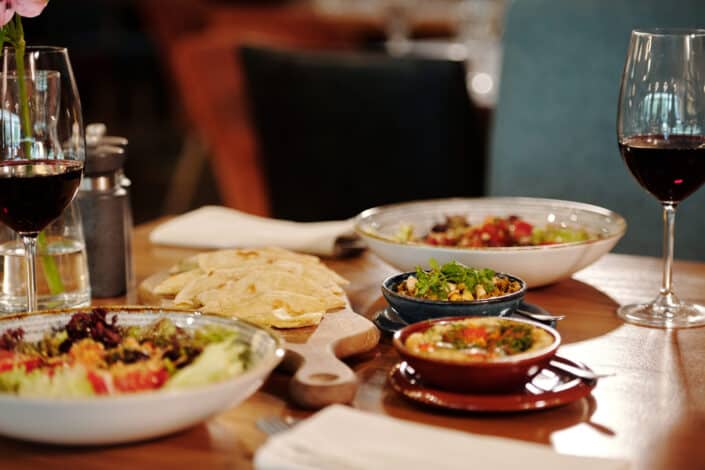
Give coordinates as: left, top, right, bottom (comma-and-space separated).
617, 29, 705, 328
0, 46, 85, 312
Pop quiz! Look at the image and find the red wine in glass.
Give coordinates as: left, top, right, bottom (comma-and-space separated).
0, 160, 83, 234
619, 135, 705, 203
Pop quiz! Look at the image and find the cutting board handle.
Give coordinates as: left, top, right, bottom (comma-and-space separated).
287, 348, 358, 409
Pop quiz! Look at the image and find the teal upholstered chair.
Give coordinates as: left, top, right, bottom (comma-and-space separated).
489, 0, 705, 259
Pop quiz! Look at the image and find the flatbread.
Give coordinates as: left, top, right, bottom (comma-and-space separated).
153, 269, 204, 296
200, 290, 329, 328
196, 247, 320, 271
173, 264, 344, 308
160, 247, 348, 328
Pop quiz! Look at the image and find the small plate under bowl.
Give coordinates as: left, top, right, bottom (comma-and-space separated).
389, 360, 596, 412
0, 306, 284, 445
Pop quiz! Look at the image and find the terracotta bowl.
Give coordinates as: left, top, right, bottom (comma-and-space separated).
382, 271, 526, 324
392, 316, 561, 393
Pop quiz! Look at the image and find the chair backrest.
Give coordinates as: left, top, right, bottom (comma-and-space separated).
489, 0, 705, 259
168, 21, 361, 216
239, 46, 484, 221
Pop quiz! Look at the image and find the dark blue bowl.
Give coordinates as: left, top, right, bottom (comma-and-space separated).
381, 271, 526, 324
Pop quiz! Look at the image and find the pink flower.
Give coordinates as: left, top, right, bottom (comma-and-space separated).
0, 0, 48, 26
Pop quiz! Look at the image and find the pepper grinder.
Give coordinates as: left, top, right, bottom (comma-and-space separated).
77, 125, 133, 298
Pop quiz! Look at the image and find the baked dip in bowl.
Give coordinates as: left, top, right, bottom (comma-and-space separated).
392, 316, 560, 393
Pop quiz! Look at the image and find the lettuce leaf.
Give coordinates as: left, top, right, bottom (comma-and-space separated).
17, 366, 95, 398
165, 340, 249, 390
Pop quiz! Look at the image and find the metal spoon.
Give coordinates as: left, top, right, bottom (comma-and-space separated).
513, 308, 565, 322
549, 359, 614, 381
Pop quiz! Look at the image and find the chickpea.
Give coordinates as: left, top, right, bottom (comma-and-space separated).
405, 276, 418, 295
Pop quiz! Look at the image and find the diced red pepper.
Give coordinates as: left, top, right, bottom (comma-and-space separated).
87, 370, 109, 395
0, 353, 42, 373
113, 368, 169, 393
0, 359, 14, 373
462, 327, 487, 341
21, 357, 42, 372
511, 221, 533, 239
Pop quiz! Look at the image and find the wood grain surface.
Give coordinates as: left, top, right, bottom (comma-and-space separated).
3, 219, 705, 469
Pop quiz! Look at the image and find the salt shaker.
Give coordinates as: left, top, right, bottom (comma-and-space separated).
77, 126, 133, 297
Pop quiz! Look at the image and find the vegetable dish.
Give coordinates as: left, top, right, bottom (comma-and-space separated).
396, 215, 596, 247
0, 309, 249, 398
395, 260, 522, 302
404, 317, 554, 362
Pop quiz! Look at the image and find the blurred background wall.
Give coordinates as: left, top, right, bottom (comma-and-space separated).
22, 0, 499, 224
24, 0, 221, 224
24, 0, 705, 259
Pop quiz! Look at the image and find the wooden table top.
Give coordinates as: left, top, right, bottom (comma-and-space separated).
4, 220, 705, 469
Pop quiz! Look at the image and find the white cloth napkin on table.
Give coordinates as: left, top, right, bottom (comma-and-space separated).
254, 405, 630, 470
149, 206, 355, 257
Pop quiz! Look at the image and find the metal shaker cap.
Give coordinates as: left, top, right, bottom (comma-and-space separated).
84, 144, 126, 177
86, 123, 128, 147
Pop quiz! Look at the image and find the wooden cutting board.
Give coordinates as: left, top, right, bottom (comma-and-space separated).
139, 271, 380, 409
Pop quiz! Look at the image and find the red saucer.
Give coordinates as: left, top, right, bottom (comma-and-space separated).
389, 359, 597, 412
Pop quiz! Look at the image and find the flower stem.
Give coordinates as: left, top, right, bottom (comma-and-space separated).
13, 16, 32, 159
13, 15, 64, 296
37, 231, 63, 295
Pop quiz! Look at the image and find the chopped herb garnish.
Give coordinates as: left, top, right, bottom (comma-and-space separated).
397, 259, 520, 301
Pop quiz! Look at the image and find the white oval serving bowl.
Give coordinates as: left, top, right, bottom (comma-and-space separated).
355, 197, 626, 287
0, 307, 284, 445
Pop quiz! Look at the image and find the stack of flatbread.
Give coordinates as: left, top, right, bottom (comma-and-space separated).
152, 247, 349, 328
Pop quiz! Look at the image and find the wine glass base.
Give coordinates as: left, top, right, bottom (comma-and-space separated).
617, 302, 705, 328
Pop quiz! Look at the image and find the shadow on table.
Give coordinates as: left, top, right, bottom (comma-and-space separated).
363, 276, 625, 346
381, 388, 607, 446
526, 277, 624, 345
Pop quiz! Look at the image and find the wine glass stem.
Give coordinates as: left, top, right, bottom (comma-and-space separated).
660, 203, 676, 298
21, 234, 38, 312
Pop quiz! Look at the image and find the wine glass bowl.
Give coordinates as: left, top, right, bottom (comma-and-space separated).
0, 161, 82, 234
0, 46, 85, 312
617, 29, 705, 328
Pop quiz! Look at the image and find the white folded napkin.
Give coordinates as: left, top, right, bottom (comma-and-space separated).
254, 405, 630, 470
149, 206, 355, 256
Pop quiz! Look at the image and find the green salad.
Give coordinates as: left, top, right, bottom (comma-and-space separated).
0, 309, 250, 398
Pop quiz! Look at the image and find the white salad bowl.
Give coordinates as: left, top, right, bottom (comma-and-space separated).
0, 307, 284, 445
355, 197, 627, 287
